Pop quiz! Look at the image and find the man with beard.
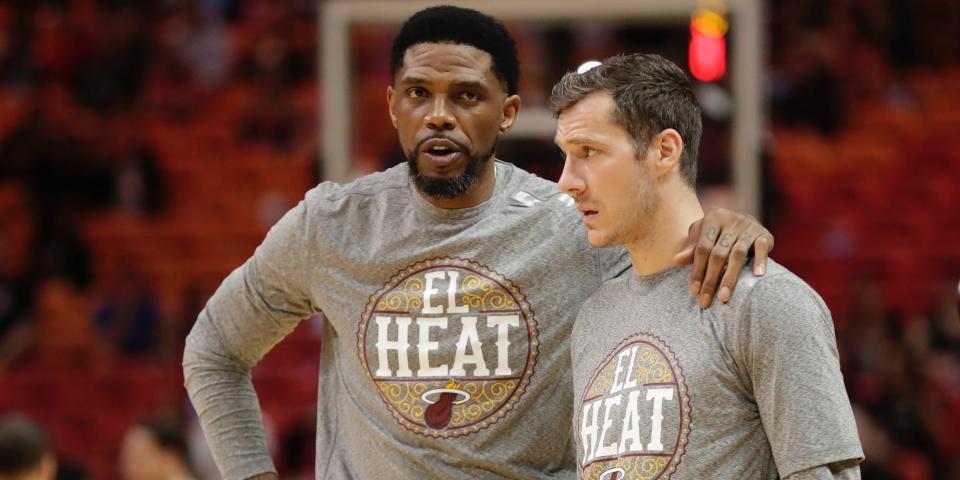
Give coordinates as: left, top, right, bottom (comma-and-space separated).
184, 6, 775, 479
554, 54, 862, 479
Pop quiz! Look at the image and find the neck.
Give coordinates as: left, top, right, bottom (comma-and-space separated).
625, 184, 703, 277
418, 160, 497, 209
159, 460, 192, 480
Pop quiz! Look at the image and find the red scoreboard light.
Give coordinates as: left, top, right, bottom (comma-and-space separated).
689, 7, 728, 82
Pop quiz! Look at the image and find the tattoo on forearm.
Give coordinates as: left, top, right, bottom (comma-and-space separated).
719, 233, 732, 248
707, 226, 719, 242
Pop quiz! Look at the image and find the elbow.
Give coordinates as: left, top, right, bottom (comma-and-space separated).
181, 310, 249, 387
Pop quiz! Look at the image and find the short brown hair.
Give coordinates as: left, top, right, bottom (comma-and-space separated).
549, 54, 702, 187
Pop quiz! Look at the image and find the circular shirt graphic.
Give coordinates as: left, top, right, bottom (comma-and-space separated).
577, 333, 690, 479
358, 257, 539, 438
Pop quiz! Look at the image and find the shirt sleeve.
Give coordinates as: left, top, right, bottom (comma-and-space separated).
183, 198, 318, 480
741, 275, 864, 478
785, 464, 862, 479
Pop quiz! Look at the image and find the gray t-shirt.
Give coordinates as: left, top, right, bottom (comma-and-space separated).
571, 262, 863, 480
184, 161, 631, 480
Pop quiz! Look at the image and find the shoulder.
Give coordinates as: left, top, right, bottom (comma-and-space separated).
743, 261, 830, 326
714, 260, 835, 346
495, 161, 585, 230
500, 161, 561, 197
258, 164, 411, 250
721, 260, 827, 313
306, 163, 409, 204
498, 162, 577, 212
300, 164, 410, 216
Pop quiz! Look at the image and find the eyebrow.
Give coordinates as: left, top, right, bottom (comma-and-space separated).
398, 76, 429, 85
397, 77, 489, 91
451, 80, 488, 90
554, 136, 604, 147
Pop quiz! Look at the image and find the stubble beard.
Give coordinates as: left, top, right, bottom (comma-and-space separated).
605, 167, 661, 248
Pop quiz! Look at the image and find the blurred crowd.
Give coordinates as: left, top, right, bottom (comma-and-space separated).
768, 0, 958, 136
1, 0, 319, 478
0, 0, 958, 479
0, 0, 316, 367
840, 280, 960, 479
1, 412, 198, 480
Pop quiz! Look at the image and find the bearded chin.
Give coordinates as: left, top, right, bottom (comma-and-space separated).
406, 144, 496, 199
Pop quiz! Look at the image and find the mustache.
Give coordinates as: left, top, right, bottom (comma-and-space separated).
414, 135, 470, 153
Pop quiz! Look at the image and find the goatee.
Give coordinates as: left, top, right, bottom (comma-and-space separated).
406, 138, 496, 199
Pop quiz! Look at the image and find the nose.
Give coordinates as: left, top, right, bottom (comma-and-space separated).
425, 96, 456, 131
557, 156, 585, 197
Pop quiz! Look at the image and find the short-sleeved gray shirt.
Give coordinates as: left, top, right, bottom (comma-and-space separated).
571, 262, 863, 479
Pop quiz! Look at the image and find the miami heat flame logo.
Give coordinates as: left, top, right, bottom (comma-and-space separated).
577, 333, 690, 480
358, 257, 539, 438
422, 378, 469, 429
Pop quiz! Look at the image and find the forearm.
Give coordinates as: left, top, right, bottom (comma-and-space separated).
183, 260, 310, 479
183, 309, 277, 480
786, 464, 861, 480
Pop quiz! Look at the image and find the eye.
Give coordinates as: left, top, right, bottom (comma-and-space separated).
407, 87, 428, 99
457, 91, 480, 102
583, 146, 598, 158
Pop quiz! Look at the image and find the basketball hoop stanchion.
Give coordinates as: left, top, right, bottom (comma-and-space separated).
321, 0, 763, 217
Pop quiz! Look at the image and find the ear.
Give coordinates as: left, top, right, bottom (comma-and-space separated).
386, 86, 398, 128
652, 128, 683, 177
499, 94, 521, 134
